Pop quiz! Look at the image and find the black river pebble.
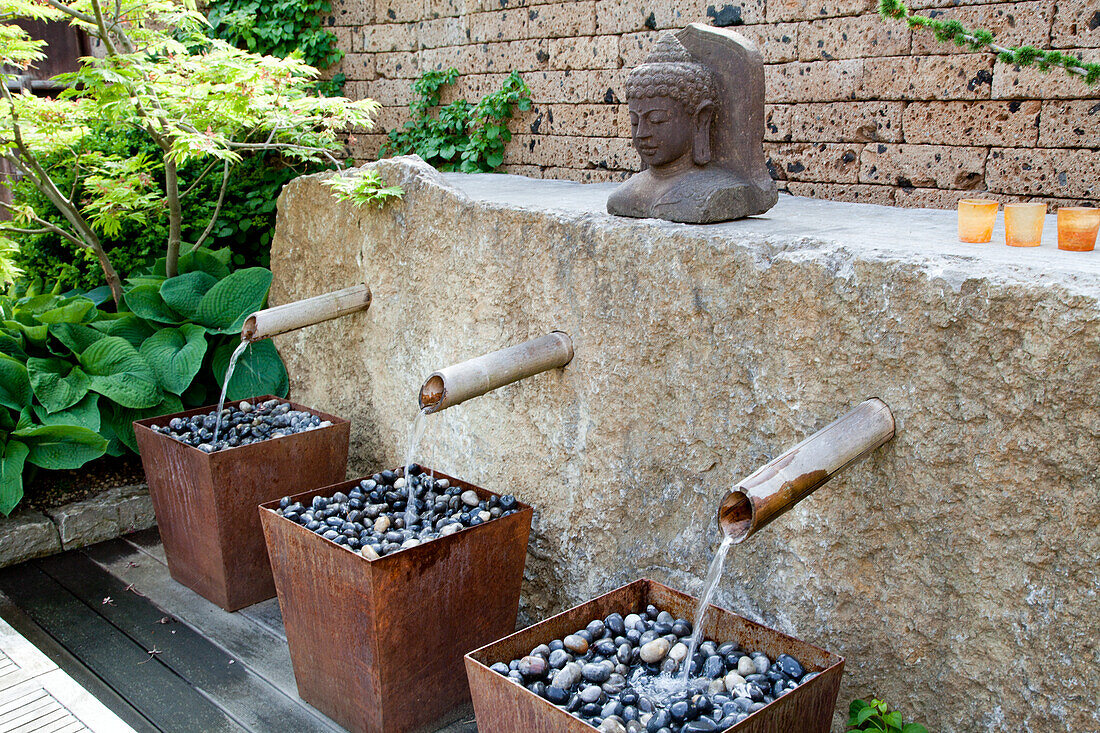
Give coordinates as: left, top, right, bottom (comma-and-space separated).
490, 604, 812, 733
273, 465, 521, 558
149, 399, 331, 453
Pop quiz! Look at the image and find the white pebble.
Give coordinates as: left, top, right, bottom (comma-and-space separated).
639, 638, 670, 664
724, 671, 746, 692
374, 516, 391, 533
737, 656, 756, 677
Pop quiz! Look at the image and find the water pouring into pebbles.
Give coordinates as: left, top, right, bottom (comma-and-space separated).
402, 406, 432, 530
212, 338, 250, 445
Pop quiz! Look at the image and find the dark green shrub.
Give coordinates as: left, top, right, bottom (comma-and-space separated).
10, 125, 304, 290
206, 0, 346, 96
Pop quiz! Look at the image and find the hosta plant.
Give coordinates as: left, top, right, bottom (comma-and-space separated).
0, 248, 288, 515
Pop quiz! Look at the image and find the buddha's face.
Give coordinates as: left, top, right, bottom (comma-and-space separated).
628, 96, 694, 169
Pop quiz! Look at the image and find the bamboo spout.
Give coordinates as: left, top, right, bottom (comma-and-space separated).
419, 332, 574, 413
241, 284, 371, 342
718, 398, 895, 543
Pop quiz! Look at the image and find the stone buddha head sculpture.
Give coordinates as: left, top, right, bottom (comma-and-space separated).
622, 34, 718, 174
607, 26, 777, 224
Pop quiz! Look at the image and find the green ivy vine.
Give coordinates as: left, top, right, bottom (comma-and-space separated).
879, 0, 1100, 86
382, 69, 533, 173
206, 0, 346, 96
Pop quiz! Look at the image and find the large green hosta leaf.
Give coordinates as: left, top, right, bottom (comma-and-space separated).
212, 339, 288, 401
50, 322, 106, 355
35, 297, 96, 325
11, 424, 108, 470
0, 353, 31, 411
26, 357, 90, 413
33, 393, 100, 432
195, 267, 272, 334
79, 336, 161, 408
3, 320, 47, 346
0, 440, 28, 516
123, 284, 185, 324
0, 330, 25, 360
160, 271, 218, 321
104, 394, 184, 453
139, 325, 208, 395
90, 314, 156, 349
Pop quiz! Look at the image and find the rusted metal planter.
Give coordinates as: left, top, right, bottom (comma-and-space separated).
465, 578, 845, 733
258, 468, 533, 733
133, 396, 350, 611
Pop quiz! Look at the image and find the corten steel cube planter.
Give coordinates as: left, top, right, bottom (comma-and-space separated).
258, 468, 533, 733
465, 578, 845, 733
133, 395, 350, 611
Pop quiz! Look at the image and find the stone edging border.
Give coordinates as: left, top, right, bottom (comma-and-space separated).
0, 484, 156, 569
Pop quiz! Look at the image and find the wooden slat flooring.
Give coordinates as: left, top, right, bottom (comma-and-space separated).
0, 529, 479, 733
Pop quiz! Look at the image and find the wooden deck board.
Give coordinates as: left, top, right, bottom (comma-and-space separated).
0, 563, 242, 733
36, 552, 338, 733
2, 530, 481, 733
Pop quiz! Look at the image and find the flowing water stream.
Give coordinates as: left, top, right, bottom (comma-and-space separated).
212, 339, 250, 445
403, 406, 432, 528
625, 533, 736, 705
680, 534, 735, 686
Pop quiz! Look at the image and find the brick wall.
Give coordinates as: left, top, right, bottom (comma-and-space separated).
331, 0, 1100, 209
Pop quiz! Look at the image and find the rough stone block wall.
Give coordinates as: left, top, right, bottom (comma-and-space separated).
270, 157, 1100, 732
331, 1, 1099, 209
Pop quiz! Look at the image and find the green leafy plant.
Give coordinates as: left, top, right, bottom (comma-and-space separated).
0, 236, 19, 286
9, 123, 305, 290
0, 249, 288, 516
382, 69, 532, 173
206, 0, 346, 96
848, 699, 928, 733
321, 169, 404, 209
0, 0, 379, 303
879, 0, 1100, 86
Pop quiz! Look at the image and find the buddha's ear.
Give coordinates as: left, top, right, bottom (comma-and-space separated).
693, 101, 715, 165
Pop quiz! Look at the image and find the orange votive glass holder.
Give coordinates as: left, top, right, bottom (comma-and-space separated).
1057, 207, 1099, 252
957, 199, 999, 243
1004, 203, 1046, 247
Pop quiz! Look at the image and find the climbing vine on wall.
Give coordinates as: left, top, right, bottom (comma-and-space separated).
878, 0, 1100, 86
382, 69, 533, 173
206, 0, 346, 95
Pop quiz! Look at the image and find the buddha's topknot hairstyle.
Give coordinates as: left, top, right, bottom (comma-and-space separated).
623, 33, 717, 110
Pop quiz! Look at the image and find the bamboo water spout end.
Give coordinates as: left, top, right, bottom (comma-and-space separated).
718, 398, 896, 543
419, 331, 574, 413
242, 284, 372, 342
